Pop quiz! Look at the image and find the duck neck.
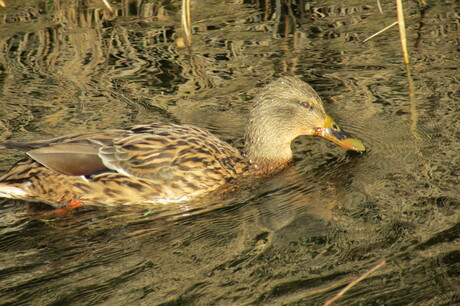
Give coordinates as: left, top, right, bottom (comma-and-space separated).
244, 125, 293, 173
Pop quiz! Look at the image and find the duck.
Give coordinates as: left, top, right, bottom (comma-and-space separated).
0, 76, 365, 208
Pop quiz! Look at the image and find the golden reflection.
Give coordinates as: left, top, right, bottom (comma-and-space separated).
0, 2, 458, 304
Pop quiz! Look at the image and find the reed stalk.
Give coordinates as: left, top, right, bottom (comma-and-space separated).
396, 0, 409, 64
363, 21, 398, 42
102, 0, 113, 13
324, 259, 386, 306
181, 0, 192, 47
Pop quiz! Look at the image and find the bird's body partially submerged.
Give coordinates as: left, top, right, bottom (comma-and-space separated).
0, 124, 247, 206
0, 76, 365, 207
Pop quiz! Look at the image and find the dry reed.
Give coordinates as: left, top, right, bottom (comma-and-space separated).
396, 0, 409, 64
181, 0, 192, 47
324, 259, 386, 306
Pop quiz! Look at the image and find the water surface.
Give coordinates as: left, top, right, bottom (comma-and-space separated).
0, 0, 459, 304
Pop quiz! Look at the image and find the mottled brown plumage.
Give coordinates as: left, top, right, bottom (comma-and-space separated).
0, 76, 365, 207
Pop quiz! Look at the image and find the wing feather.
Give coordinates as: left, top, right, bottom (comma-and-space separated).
3, 123, 244, 184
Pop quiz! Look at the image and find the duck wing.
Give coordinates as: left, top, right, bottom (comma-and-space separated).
2, 123, 242, 181
97, 123, 243, 182
2, 130, 128, 176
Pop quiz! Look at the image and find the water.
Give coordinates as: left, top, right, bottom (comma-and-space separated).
0, 0, 459, 304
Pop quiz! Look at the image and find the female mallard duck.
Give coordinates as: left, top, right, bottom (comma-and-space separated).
0, 76, 365, 207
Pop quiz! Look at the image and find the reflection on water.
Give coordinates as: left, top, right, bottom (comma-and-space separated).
0, 0, 459, 304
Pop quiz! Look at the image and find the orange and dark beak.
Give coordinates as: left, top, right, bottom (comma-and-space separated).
314, 115, 366, 152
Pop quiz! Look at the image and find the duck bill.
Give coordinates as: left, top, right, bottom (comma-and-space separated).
314, 115, 366, 151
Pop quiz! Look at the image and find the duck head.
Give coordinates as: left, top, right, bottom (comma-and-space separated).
244, 76, 365, 171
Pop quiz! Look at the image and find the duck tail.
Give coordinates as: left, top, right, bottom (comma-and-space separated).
0, 142, 36, 151
0, 183, 29, 200
0, 158, 34, 201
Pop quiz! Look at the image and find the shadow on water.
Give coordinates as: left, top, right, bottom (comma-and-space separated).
0, 160, 348, 305
0, 0, 459, 304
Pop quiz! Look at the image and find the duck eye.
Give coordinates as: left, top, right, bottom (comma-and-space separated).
331, 124, 339, 131
300, 102, 311, 108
